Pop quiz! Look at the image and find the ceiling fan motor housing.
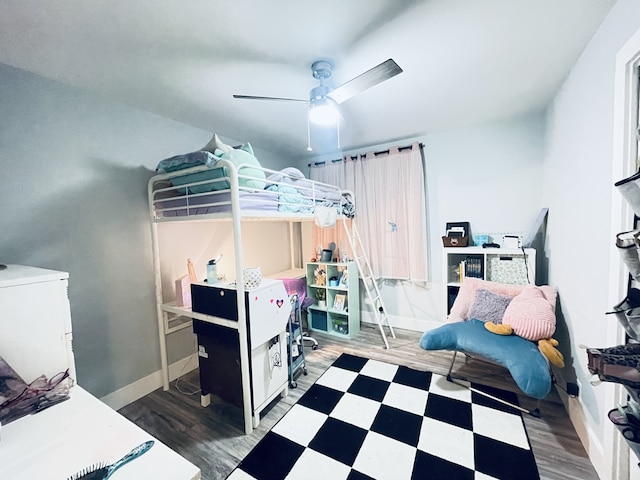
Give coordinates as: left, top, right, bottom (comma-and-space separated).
311, 60, 333, 81
310, 84, 332, 102
310, 60, 335, 105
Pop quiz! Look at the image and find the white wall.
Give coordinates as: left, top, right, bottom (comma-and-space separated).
424, 112, 546, 288
0, 63, 295, 399
542, 1, 640, 478
304, 113, 546, 334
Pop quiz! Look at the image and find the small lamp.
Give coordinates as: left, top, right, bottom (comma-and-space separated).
308, 97, 339, 126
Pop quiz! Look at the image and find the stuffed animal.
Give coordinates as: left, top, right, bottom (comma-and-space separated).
451, 279, 563, 367
485, 322, 565, 368
538, 338, 565, 368
202, 133, 266, 190
479, 284, 564, 367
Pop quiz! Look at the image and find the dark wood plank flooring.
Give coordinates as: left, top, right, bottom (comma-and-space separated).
118, 324, 599, 480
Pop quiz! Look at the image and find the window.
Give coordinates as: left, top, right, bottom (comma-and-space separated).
309, 142, 428, 282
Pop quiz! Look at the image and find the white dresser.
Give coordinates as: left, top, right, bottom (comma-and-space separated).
0, 264, 75, 383
0, 265, 201, 479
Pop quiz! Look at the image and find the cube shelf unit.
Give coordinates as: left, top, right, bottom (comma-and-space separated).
306, 261, 359, 339
443, 247, 536, 315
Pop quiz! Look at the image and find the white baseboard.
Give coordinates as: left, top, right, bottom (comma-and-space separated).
100, 354, 198, 411
360, 311, 441, 334
556, 378, 611, 480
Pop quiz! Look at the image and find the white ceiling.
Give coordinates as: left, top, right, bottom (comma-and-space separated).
0, 0, 617, 158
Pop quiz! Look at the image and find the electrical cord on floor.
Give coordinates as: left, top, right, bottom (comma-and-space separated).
173, 355, 201, 396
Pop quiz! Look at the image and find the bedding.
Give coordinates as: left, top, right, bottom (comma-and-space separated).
152, 157, 353, 218
156, 143, 266, 194
264, 167, 354, 215
156, 151, 222, 194
266, 167, 342, 202
419, 319, 552, 399
265, 184, 313, 213
155, 190, 280, 217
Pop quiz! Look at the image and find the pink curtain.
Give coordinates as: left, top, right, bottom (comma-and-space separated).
311, 218, 352, 262
309, 143, 427, 281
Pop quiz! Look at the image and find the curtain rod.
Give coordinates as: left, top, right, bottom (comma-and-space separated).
309, 142, 424, 167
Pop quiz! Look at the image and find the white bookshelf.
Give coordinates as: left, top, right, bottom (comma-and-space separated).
443, 247, 536, 315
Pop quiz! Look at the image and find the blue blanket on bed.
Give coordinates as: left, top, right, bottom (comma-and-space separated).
419, 319, 551, 399
265, 184, 313, 213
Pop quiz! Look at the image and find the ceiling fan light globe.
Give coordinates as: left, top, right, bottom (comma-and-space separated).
308, 100, 339, 126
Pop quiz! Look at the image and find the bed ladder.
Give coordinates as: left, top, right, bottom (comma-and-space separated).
343, 219, 396, 349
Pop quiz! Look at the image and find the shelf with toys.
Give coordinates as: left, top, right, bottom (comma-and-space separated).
305, 261, 359, 340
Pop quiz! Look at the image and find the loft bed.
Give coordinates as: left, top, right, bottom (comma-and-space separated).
150, 153, 353, 220
147, 154, 354, 435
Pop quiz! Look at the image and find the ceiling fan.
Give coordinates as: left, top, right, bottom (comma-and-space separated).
233, 58, 403, 127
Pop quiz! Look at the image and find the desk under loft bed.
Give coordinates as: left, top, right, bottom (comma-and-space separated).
148, 157, 353, 434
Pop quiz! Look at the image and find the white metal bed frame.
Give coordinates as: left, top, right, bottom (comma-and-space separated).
147, 159, 347, 435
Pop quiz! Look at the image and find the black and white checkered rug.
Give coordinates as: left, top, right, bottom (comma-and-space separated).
227, 353, 539, 480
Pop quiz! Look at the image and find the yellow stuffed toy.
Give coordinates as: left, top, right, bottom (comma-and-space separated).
484, 323, 565, 368
538, 338, 565, 368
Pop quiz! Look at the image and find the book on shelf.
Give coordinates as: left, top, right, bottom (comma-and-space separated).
459, 256, 483, 282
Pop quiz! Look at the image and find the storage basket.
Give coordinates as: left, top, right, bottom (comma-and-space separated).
332, 319, 349, 334
486, 255, 528, 284
310, 310, 327, 330
243, 267, 262, 288
442, 236, 469, 247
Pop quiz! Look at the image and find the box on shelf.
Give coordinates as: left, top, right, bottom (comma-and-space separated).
332, 319, 349, 334
442, 236, 468, 247
472, 234, 490, 246
310, 309, 327, 331
486, 255, 529, 285
503, 235, 521, 249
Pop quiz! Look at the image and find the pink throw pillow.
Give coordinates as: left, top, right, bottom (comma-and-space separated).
502, 285, 557, 341
448, 278, 524, 323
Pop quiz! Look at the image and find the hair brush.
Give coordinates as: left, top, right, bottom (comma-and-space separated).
67, 440, 154, 480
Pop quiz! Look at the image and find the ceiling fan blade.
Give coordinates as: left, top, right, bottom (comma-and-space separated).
233, 94, 308, 103
328, 58, 403, 105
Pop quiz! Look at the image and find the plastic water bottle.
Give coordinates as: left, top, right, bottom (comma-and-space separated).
207, 259, 218, 284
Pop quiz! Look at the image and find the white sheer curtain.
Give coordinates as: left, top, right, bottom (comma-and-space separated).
309, 142, 428, 281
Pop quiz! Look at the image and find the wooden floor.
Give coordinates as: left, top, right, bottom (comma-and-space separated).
118, 324, 599, 480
